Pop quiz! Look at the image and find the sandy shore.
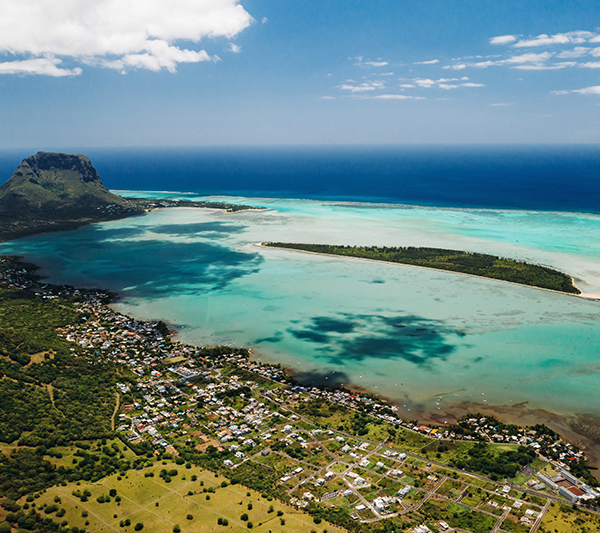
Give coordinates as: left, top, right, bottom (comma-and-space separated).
257, 243, 589, 299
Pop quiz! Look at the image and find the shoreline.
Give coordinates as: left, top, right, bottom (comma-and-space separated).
257, 242, 591, 299
112, 189, 600, 218
280, 361, 600, 479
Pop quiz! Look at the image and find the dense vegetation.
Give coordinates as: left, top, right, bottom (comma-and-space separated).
264, 242, 580, 293
450, 442, 537, 480
0, 259, 123, 498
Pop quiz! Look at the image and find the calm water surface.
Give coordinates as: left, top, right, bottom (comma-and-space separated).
2, 195, 599, 421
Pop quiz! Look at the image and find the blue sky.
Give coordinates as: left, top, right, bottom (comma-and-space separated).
0, 0, 599, 147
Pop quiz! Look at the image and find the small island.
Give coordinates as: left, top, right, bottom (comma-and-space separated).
263, 242, 581, 294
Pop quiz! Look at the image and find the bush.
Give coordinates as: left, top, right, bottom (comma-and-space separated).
220, 481, 228, 488
134, 523, 144, 531
247, 522, 253, 529
247, 503, 253, 510
313, 517, 322, 524
186, 515, 193, 520
277, 510, 284, 517
173, 525, 181, 533
241, 513, 249, 521
280, 518, 286, 526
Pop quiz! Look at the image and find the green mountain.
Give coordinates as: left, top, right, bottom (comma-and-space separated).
0, 151, 142, 241
0, 151, 128, 219
0, 151, 260, 242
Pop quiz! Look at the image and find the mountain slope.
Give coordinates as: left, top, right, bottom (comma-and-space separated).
0, 151, 128, 220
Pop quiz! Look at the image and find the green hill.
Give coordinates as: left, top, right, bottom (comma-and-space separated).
0, 151, 131, 219
0, 151, 261, 242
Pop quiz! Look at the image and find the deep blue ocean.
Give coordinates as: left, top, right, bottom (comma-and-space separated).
1, 145, 599, 212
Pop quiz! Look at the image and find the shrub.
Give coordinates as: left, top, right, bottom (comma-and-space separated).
240, 513, 249, 521
247, 503, 253, 510
173, 525, 181, 533
186, 514, 193, 520
247, 522, 253, 529
134, 523, 144, 531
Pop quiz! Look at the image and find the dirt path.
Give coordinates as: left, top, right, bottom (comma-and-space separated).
111, 392, 120, 431
46, 384, 66, 418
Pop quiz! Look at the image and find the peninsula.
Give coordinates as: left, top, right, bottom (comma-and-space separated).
263, 242, 581, 294
0, 151, 259, 243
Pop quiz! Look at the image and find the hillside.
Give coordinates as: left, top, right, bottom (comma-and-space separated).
0, 151, 260, 242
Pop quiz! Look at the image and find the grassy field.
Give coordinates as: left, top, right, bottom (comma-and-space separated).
539, 502, 600, 533
20, 462, 345, 533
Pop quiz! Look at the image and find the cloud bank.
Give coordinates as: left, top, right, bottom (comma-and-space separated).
0, 0, 252, 76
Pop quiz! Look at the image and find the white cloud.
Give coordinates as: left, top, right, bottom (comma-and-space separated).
490, 35, 517, 45
365, 61, 389, 67
505, 52, 554, 64
573, 85, 600, 94
553, 85, 600, 95
580, 61, 600, 69
591, 48, 600, 57
414, 59, 439, 65
413, 78, 436, 87
0, 0, 252, 75
490, 102, 513, 106
261, 17, 268, 24
338, 80, 385, 92
557, 47, 589, 58
399, 77, 484, 91
443, 64, 466, 70
227, 43, 242, 53
513, 31, 597, 48
374, 94, 424, 100
0, 56, 82, 76
321, 96, 335, 100
512, 63, 570, 70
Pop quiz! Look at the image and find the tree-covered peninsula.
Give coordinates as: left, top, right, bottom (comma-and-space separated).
263, 243, 581, 294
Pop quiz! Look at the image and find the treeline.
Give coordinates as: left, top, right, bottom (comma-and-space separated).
264, 242, 580, 294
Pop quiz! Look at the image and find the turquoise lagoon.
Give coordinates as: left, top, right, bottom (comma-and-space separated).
2, 195, 600, 425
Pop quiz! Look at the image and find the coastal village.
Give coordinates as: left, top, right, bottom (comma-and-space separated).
2, 258, 600, 533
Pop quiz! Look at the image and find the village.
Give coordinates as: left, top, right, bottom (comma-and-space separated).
50, 284, 600, 532
2, 257, 600, 532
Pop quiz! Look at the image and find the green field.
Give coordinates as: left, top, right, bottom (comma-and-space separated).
19, 463, 344, 533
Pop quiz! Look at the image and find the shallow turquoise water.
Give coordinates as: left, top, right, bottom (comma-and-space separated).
2, 196, 600, 419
